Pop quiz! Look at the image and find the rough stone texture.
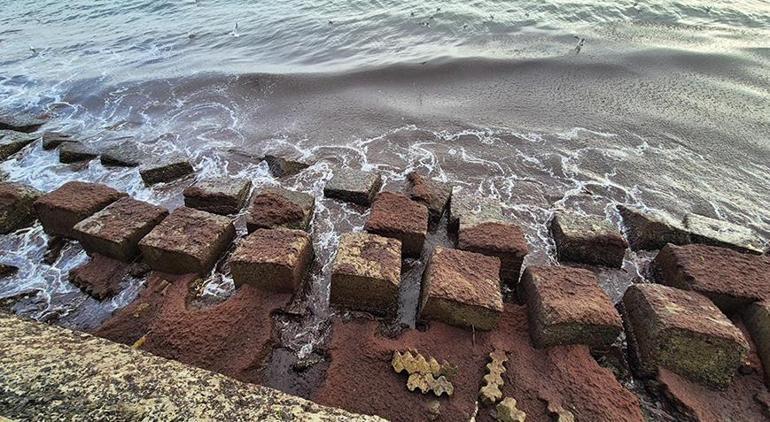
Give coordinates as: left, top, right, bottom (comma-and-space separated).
550, 211, 628, 268
33, 181, 126, 238
230, 228, 313, 293
41, 131, 75, 150
139, 153, 194, 185
73, 197, 169, 261
0, 313, 383, 421
743, 301, 770, 387
330, 232, 401, 314
458, 221, 529, 285
0, 182, 42, 234
323, 168, 383, 206
58, 141, 98, 163
684, 213, 765, 255
448, 188, 504, 234
247, 187, 315, 232
364, 191, 428, 257
68, 254, 129, 300
0, 130, 36, 161
420, 247, 503, 331
100, 141, 148, 167
263, 154, 310, 177
138, 207, 235, 274
404, 171, 452, 223
496, 397, 526, 422
0, 113, 45, 132
622, 283, 749, 388
653, 243, 770, 312
183, 177, 252, 215
0, 264, 18, 278
479, 350, 507, 406
617, 205, 690, 250
520, 266, 622, 349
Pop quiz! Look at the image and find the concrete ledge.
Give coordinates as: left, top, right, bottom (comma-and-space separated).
0, 313, 383, 421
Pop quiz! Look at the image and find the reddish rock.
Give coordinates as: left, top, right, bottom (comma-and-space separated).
364, 191, 428, 257
33, 181, 126, 238
41, 131, 75, 150
58, 142, 98, 163
616, 205, 690, 251
404, 172, 452, 223
323, 168, 382, 206
246, 187, 315, 232
139, 154, 194, 185
138, 207, 235, 274
458, 221, 528, 285
0, 130, 37, 161
0, 182, 42, 234
330, 232, 402, 314
183, 177, 252, 215
653, 243, 770, 312
550, 211, 627, 268
230, 228, 313, 293
622, 283, 749, 388
743, 300, 770, 387
519, 266, 622, 349
68, 254, 129, 300
73, 197, 169, 262
420, 247, 503, 331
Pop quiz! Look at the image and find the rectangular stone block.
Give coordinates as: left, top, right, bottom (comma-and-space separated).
364, 191, 428, 257
0, 182, 42, 234
58, 142, 97, 163
420, 247, 503, 330
139, 154, 194, 185
246, 187, 315, 232
743, 300, 770, 388
550, 211, 627, 268
447, 188, 504, 234
138, 207, 235, 274
230, 228, 313, 293
404, 172, 452, 223
73, 197, 169, 262
684, 213, 765, 255
622, 283, 749, 389
183, 177, 252, 215
0, 130, 36, 161
33, 181, 126, 238
616, 205, 690, 251
520, 266, 622, 349
653, 243, 770, 312
330, 232, 401, 314
458, 221, 528, 285
68, 254, 129, 300
41, 131, 75, 150
323, 168, 382, 206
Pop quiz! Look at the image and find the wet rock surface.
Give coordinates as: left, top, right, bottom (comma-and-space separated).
743, 301, 770, 386
653, 243, 770, 311
138, 207, 235, 274
448, 189, 504, 234
246, 186, 315, 232
183, 177, 252, 215
330, 232, 401, 314
622, 283, 749, 388
364, 191, 429, 257
0, 264, 19, 278
33, 181, 126, 238
0, 181, 42, 234
404, 171, 452, 224
40, 131, 75, 150
99, 140, 148, 167
324, 168, 383, 206
520, 266, 622, 349
73, 196, 168, 261
263, 154, 310, 178
420, 247, 503, 330
230, 228, 314, 293
0, 113, 45, 133
68, 253, 130, 300
139, 153, 194, 185
684, 213, 766, 255
58, 141, 98, 163
617, 205, 690, 251
0, 130, 37, 161
458, 221, 528, 286
550, 211, 627, 268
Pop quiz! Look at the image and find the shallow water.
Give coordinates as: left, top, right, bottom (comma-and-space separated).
0, 0, 769, 375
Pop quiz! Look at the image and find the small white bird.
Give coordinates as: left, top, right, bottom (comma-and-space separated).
231, 22, 239, 37
29, 45, 36, 53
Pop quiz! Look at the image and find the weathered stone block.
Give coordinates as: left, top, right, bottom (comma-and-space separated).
33, 181, 126, 238
364, 191, 428, 257
420, 247, 503, 330
0, 182, 42, 234
458, 221, 528, 285
139, 154, 194, 185
653, 243, 770, 312
0, 113, 45, 133
684, 213, 765, 255
230, 228, 313, 293
73, 197, 169, 262
263, 154, 310, 178
183, 177, 252, 215
617, 205, 690, 251
138, 207, 235, 274
743, 300, 770, 388
59, 142, 98, 163
330, 232, 401, 314
520, 266, 622, 349
0, 130, 36, 161
404, 172, 452, 223
68, 254, 129, 300
100, 141, 147, 167
246, 187, 314, 232
622, 283, 749, 388
447, 188, 504, 234
41, 132, 75, 150
550, 211, 627, 268
323, 168, 382, 206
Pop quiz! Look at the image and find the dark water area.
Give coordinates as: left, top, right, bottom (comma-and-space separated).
0, 0, 769, 418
